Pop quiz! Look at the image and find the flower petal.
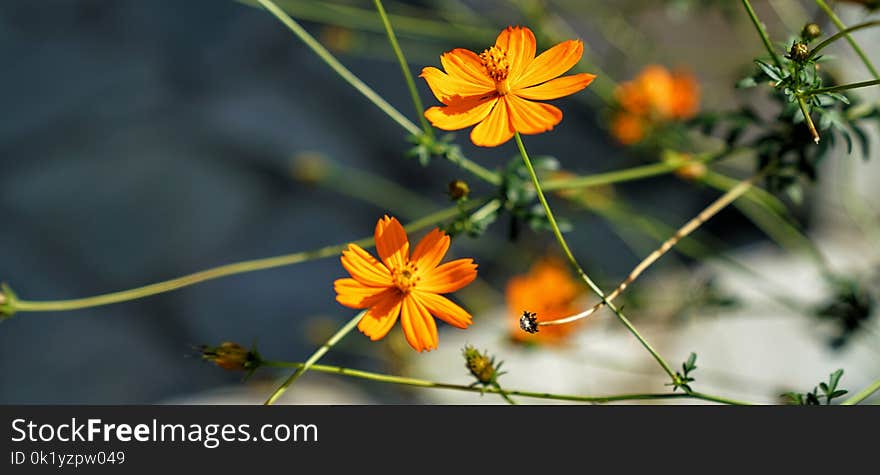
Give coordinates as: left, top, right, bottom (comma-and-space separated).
515, 73, 596, 100
505, 94, 563, 135
400, 294, 438, 352
374, 215, 409, 270
420, 66, 495, 105
413, 291, 472, 329
419, 258, 478, 294
340, 244, 391, 287
514, 39, 584, 89
495, 26, 536, 83
424, 96, 498, 131
357, 290, 403, 341
470, 99, 514, 147
410, 228, 450, 273
334, 278, 388, 308
440, 48, 494, 89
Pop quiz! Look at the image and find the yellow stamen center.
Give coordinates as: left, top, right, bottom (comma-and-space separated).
392, 263, 420, 293
480, 46, 511, 95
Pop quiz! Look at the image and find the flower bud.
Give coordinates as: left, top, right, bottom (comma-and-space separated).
463, 345, 499, 385
787, 41, 810, 62
199, 342, 259, 372
447, 179, 470, 201
801, 23, 822, 41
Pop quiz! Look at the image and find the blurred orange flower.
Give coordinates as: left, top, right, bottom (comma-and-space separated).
334, 216, 477, 352
421, 26, 596, 147
506, 258, 584, 345
611, 65, 699, 144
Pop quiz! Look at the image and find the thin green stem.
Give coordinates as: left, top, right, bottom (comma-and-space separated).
10, 202, 478, 313
841, 378, 880, 405
806, 20, 880, 62
373, 0, 432, 137
238, 0, 494, 44
543, 161, 687, 192
796, 95, 821, 144
741, 0, 784, 69
256, 0, 421, 136
444, 147, 502, 186
492, 383, 518, 405
815, 0, 880, 80
513, 132, 678, 383
263, 311, 364, 405
807, 79, 880, 96
261, 360, 755, 404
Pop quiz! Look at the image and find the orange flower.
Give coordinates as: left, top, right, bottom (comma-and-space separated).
506, 258, 583, 345
610, 112, 646, 145
421, 26, 596, 147
334, 216, 478, 352
611, 65, 699, 144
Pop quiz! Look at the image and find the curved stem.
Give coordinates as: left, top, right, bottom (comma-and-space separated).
263, 311, 364, 405
741, 0, 784, 69
261, 360, 755, 404
373, 0, 433, 137
513, 132, 678, 383
10, 202, 478, 313
807, 79, 880, 96
814, 0, 880, 79
841, 379, 880, 405
256, 0, 421, 136
806, 20, 880, 62
540, 170, 765, 327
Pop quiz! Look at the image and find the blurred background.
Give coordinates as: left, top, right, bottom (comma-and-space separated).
0, 0, 878, 404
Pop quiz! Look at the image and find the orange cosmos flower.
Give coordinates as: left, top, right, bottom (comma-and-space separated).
611, 65, 699, 144
506, 258, 584, 345
334, 216, 478, 352
421, 26, 596, 147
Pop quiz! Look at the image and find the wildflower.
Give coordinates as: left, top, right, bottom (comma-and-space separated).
421, 26, 596, 147
507, 258, 583, 344
611, 65, 699, 145
199, 342, 260, 372
334, 216, 477, 351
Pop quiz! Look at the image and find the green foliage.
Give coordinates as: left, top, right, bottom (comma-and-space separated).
500, 156, 572, 237
814, 277, 876, 349
784, 369, 848, 405
667, 352, 698, 393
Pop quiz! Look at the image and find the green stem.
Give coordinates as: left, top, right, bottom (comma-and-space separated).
741, 0, 784, 69
444, 147, 502, 186
263, 311, 364, 405
841, 378, 880, 405
807, 79, 880, 96
815, 0, 880, 80
492, 383, 518, 405
513, 132, 678, 383
806, 20, 880, 62
10, 202, 477, 313
238, 0, 494, 44
543, 161, 689, 192
256, 0, 421, 136
796, 95, 821, 144
261, 360, 755, 404
373, 0, 433, 137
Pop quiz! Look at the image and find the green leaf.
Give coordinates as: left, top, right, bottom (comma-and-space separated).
755, 60, 783, 82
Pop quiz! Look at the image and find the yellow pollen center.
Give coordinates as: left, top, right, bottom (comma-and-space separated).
479, 46, 511, 95
392, 264, 420, 292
